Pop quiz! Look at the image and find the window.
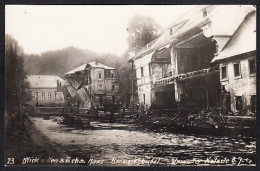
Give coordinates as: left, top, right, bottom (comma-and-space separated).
235, 96, 242, 112
48, 92, 52, 99
249, 59, 256, 74
221, 66, 227, 79
251, 95, 256, 113
99, 73, 102, 79
112, 85, 115, 91
112, 96, 115, 104
42, 92, 45, 100
141, 67, 144, 77
234, 63, 240, 77
98, 84, 103, 90
143, 94, 146, 104
35, 92, 39, 100
111, 73, 114, 78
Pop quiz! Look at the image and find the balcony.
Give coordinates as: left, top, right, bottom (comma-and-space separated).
151, 65, 219, 88
153, 76, 175, 87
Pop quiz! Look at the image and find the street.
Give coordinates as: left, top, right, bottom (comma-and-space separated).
30, 116, 256, 166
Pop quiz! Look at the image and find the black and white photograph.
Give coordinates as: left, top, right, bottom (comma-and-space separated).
4, 5, 256, 166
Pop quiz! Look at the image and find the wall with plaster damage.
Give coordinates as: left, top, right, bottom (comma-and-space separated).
220, 55, 256, 113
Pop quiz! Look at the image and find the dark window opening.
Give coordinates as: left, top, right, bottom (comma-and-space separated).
143, 94, 145, 104
99, 73, 102, 79
249, 59, 256, 74
235, 96, 242, 112
112, 96, 115, 104
141, 67, 144, 77
251, 95, 256, 113
222, 93, 231, 115
112, 85, 115, 91
221, 66, 227, 79
234, 63, 240, 77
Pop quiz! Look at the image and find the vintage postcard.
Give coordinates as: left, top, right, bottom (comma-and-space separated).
4, 5, 256, 166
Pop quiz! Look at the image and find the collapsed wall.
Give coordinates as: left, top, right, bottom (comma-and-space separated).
63, 77, 92, 109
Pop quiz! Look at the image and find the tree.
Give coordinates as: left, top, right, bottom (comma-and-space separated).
5, 34, 29, 124
122, 15, 160, 108
127, 15, 161, 54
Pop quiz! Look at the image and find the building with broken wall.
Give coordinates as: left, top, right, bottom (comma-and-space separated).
129, 5, 256, 113
64, 62, 120, 109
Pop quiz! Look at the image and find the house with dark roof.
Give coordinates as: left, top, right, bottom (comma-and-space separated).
211, 11, 256, 115
26, 75, 65, 107
64, 61, 120, 108
128, 5, 255, 113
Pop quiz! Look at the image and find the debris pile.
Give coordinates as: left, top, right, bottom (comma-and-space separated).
61, 115, 90, 128
170, 108, 225, 129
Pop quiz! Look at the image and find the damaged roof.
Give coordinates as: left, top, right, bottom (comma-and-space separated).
27, 75, 64, 88
88, 61, 115, 69
130, 5, 255, 62
129, 5, 216, 61
65, 64, 87, 75
211, 11, 256, 63
65, 62, 115, 76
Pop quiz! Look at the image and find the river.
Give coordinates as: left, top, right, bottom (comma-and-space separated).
30, 116, 255, 166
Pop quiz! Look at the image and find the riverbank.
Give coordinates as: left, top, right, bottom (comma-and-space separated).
5, 116, 69, 166
28, 116, 256, 166
63, 111, 255, 138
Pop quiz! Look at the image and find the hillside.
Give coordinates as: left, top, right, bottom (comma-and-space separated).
24, 46, 128, 77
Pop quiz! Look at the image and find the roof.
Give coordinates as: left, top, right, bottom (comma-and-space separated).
130, 5, 255, 62
65, 64, 87, 75
65, 62, 115, 76
212, 11, 256, 62
88, 61, 115, 69
27, 75, 64, 88
130, 5, 217, 61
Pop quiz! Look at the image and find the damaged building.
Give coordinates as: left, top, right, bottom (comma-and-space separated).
64, 61, 120, 109
129, 5, 256, 113
211, 11, 256, 115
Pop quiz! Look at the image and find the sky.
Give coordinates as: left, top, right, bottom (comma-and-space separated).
5, 5, 195, 56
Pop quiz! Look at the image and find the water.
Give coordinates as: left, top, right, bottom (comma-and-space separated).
31, 117, 256, 166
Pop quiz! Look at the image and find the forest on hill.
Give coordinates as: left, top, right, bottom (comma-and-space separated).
24, 46, 129, 77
